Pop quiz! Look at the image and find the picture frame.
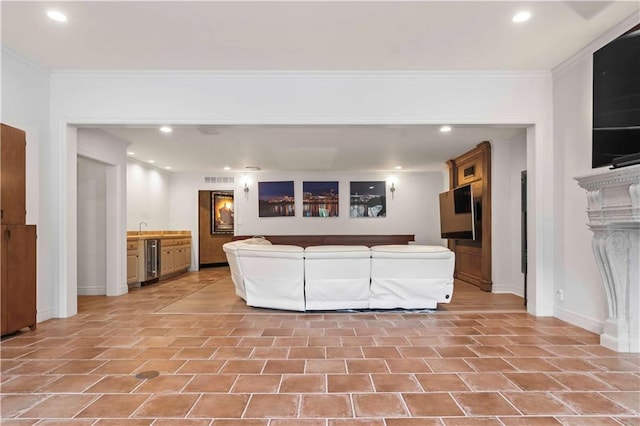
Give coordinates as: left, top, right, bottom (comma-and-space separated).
258, 181, 295, 217
349, 181, 386, 218
303, 181, 339, 217
211, 191, 234, 234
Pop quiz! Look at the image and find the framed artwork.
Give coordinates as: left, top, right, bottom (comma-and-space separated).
258, 181, 295, 217
303, 181, 339, 217
211, 191, 234, 234
349, 181, 386, 218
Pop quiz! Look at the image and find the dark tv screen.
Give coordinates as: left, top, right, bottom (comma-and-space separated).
439, 184, 475, 240
592, 24, 640, 168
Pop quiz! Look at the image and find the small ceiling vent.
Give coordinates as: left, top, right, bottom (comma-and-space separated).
196, 126, 219, 136
245, 166, 261, 171
204, 176, 235, 184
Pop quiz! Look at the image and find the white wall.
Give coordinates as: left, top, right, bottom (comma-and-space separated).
24, 68, 555, 320
76, 128, 129, 298
1, 49, 52, 321
167, 170, 447, 268
492, 135, 527, 295
48, 71, 554, 319
77, 156, 107, 295
549, 16, 638, 332
127, 160, 171, 231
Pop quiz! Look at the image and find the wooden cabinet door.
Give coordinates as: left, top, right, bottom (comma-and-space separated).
126, 252, 139, 284
1, 225, 36, 335
183, 245, 191, 270
1, 124, 27, 225
160, 247, 175, 276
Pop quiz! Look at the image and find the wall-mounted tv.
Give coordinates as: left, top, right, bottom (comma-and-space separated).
439, 184, 475, 240
592, 24, 640, 169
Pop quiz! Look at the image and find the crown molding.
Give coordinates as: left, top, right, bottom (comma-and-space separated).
552, 12, 640, 77
50, 69, 550, 81
1, 46, 50, 75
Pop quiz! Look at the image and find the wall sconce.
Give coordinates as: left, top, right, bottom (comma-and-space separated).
390, 182, 396, 200
243, 182, 250, 200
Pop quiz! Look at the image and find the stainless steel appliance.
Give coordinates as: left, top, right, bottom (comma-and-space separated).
143, 239, 161, 285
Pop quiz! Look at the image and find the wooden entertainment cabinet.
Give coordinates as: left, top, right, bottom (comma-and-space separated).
1, 124, 37, 336
446, 142, 492, 292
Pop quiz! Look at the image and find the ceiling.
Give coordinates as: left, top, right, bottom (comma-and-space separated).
3, 1, 638, 173
97, 124, 525, 173
2, 1, 638, 71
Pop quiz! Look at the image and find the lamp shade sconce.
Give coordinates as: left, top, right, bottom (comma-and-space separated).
243, 182, 250, 199
390, 182, 396, 199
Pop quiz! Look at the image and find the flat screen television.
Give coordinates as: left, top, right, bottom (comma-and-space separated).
439, 184, 475, 240
592, 24, 640, 169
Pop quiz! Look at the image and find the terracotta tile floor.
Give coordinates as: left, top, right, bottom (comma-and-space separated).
1, 268, 639, 425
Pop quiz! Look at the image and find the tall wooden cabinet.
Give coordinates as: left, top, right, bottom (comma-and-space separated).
1, 124, 26, 224
446, 141, 492, 292
1, 124, 37, 336
1, 225, 37, 335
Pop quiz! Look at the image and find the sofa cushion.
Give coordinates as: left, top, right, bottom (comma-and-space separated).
237, 244, 303, 259
304, 245, 370, 259
371, 244, 452, 259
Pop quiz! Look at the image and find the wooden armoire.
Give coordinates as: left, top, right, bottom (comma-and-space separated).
446, 141, 492, 292
1, 123, 37, 336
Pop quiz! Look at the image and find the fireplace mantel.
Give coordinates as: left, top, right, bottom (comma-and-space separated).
576, 164, 640, 353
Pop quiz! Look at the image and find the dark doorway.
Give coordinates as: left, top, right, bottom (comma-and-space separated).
521, 170, 528, 307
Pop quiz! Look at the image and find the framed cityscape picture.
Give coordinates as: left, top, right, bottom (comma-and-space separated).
303, 181, 339, 217
258, 181, 295, 217
349, 181, 386, 218
211, 191, 234, 234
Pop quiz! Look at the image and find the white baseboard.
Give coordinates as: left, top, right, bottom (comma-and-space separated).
36, 306, 55, 323
554, 306, 604, 334
491, 284, 524, 297
77, 285, 106, 296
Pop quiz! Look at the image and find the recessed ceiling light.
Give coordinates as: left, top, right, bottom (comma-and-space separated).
165, 166, 172, 170
512, 11, 531, 23
394, 166, 403, 170
127, 151, 135, 156
440, 126, 452, 133
159, 126, 173, 133
223, 166, 231, 171
148, 160, 155, 164
46, 10, 67, 22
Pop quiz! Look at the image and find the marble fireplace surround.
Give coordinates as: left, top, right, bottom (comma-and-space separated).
576, 164, 640, 353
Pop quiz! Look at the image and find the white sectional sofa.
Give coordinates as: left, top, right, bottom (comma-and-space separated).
236, 244, 306, 311
223, 239, 455, 312
304, 245, 372, 310
222, 236, 273, 300
369, 245, 455, 309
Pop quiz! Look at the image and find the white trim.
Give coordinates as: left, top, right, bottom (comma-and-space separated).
77, 286, 107, 296
51, 70, 551, 80
554, 306, 604, 335
1, 46, 50, 74
36, 307, 55, 323
492, 285, 524, 298
553, 13, 640, 76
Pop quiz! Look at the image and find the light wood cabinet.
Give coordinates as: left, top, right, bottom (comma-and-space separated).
126, 232, 191, 283
174, 238, 191, 271
1, 124, 27, 225
160, 242, 175, 277
1, 225, 36, 336
126, 240, 139, 284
